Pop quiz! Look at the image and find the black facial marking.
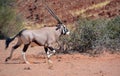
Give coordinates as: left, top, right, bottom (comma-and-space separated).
62, 26, 68, 35
56, 24, 61, 30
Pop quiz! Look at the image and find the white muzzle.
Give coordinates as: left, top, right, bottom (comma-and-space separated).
66, 31, 70, 35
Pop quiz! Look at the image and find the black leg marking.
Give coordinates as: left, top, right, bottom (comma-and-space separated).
13, 44, 21, 49
48, 46, 56, 53
44, 47, 48, 53
22, 44, 30, 64
48, 47, 54, 51
23, 44, 30, 52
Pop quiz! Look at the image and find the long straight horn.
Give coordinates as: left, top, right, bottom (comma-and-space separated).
43, 1, 62, 24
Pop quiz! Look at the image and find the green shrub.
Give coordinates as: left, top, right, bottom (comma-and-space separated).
0, 0, 23, 39
59, 16, 120, 54
104, 16, 120, 50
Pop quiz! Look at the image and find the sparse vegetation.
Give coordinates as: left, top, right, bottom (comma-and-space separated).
59, 16, 120, 54
0, 0, 23, 39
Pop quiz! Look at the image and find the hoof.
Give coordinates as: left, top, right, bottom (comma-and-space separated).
5, 59, 8, 62
5, 57, 10, 62
25, 61, 31, 64
48, 60, 53, 64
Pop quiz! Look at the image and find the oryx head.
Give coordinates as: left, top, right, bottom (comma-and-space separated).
56, 23, 70, 35
45, 4, 70, 35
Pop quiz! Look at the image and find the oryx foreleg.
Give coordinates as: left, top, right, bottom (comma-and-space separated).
44, 46, 55, 63
45, 46, 56, 63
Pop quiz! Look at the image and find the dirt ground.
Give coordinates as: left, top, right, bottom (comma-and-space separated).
0, 40, 120, 76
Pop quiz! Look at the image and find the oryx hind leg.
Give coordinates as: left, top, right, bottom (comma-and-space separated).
5, 39, 22, 62
22, 44, 30, 64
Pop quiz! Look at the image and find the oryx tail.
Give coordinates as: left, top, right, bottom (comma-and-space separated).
5, 29, 26, 49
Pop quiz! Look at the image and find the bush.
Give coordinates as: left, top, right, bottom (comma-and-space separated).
59, 16, 120, 54
104, 16, 120, 51
0, 0, 23, 39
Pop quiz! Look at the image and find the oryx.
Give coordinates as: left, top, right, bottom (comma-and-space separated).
5, 3, 70, 64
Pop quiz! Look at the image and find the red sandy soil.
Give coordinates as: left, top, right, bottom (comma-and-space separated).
0, 40, 120, 76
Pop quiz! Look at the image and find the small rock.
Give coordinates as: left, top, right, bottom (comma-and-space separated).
24, 67, 31, 70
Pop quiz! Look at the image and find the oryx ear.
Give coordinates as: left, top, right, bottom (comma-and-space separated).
56, 24, 61, 30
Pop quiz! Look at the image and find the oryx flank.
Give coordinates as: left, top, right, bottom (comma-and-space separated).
5, 3, 70, 64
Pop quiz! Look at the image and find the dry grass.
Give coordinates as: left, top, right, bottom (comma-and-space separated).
70, 0, 111, 17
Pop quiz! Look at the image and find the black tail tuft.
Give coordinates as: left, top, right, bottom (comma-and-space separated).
5, 29, 27, 49
5, 37, 13, 49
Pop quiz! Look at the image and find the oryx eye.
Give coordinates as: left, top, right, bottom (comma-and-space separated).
66, 29, 68, 32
